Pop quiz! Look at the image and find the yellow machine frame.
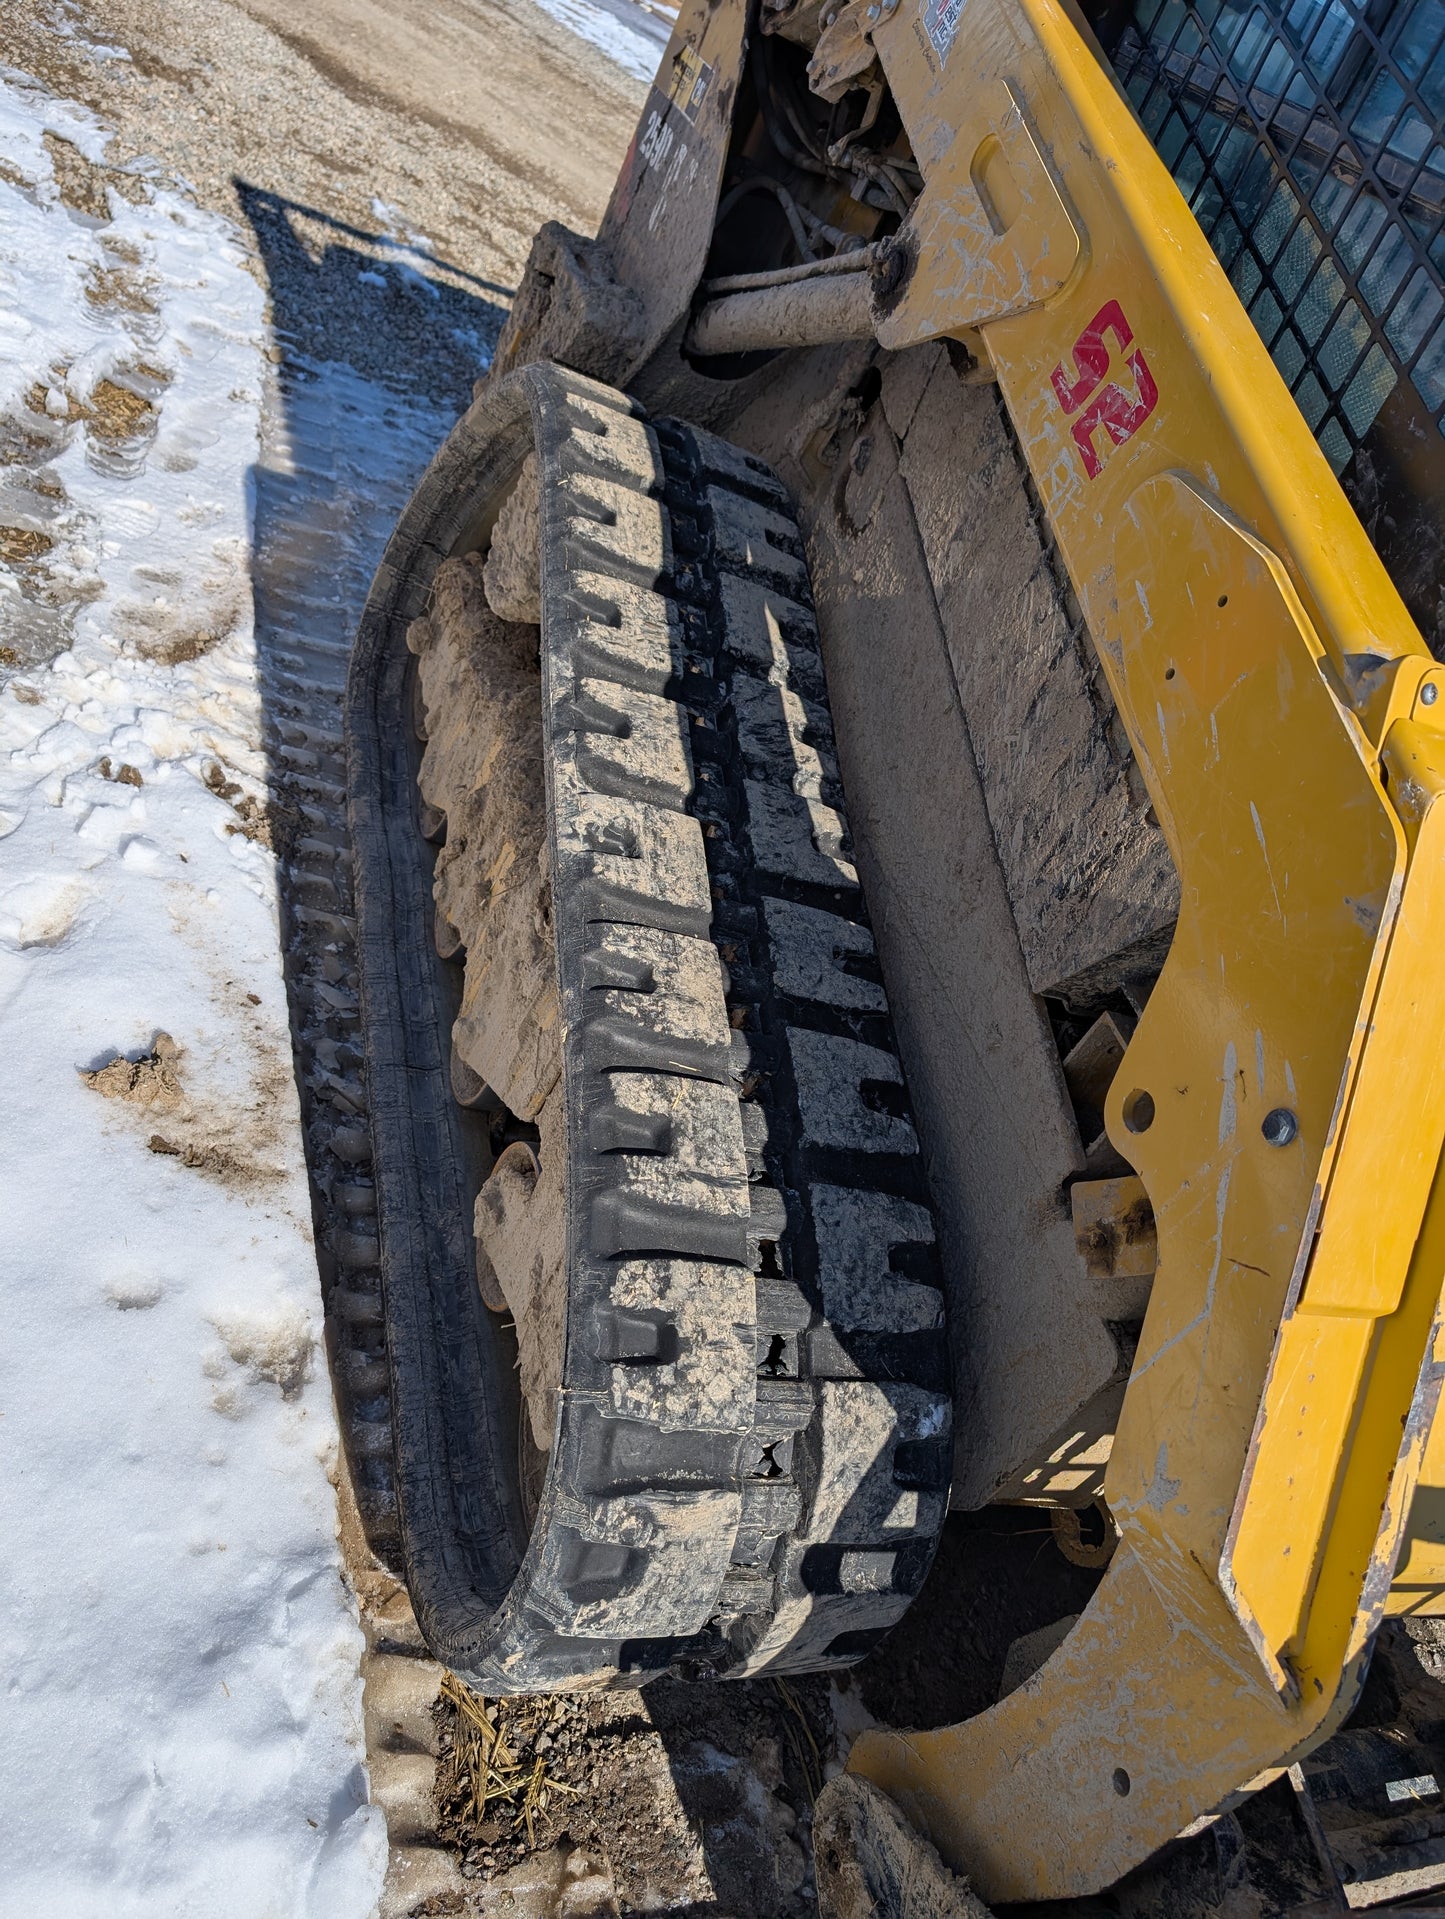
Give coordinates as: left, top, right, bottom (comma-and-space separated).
813, 0, 1445, 1895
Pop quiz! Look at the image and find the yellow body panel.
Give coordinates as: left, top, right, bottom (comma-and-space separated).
837, 0, 1445, 1894
1390, 1318, 1445, 1617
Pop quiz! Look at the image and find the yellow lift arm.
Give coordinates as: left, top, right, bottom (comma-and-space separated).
814, 0, 1445, 1896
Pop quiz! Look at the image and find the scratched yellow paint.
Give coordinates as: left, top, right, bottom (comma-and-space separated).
874, 76, 1079, 342
1228, 718, 1445, 1664
1388, 1297, 1445, 1616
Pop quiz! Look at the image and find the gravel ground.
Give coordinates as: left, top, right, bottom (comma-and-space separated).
4, 0, 653, 412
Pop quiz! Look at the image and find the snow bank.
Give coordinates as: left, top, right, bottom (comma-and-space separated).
0, 71, 385, 1919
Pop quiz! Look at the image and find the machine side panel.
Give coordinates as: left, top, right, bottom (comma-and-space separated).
896, 347, 1178, 1003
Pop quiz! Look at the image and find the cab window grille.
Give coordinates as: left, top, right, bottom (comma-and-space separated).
1084, 0, 1445, 653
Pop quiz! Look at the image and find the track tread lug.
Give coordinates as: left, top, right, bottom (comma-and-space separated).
347, 364, 948, 1692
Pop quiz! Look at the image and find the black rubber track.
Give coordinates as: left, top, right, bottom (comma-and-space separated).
347, 361, 950, 1690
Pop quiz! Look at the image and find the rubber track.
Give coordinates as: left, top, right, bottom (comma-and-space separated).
348, 362, 950, 1690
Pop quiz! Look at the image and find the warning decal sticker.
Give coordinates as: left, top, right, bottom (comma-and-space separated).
667, 43, 715, 123
923, 0, 967, 62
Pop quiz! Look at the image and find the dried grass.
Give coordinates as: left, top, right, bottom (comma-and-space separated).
85, 264, 159, 317
774, 1677, 823, 1805
0, 526, 54, 564
86, 378, 154, 442
438, 1673, 580, 1846
24, 379, 82, 425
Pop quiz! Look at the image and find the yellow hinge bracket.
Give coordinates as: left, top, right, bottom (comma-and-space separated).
873, 74, 1084, 346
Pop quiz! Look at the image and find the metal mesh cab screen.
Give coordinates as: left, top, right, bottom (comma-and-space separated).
1082, 0, 1445, 654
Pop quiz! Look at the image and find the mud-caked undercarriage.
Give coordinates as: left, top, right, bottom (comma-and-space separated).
347, 361, 952, 1693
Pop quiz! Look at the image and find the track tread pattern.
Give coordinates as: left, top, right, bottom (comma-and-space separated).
348, 363, 949, 1692
669, 414, 951, 1675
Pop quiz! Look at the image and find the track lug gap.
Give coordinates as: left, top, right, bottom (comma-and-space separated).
589, 1105, 673, 1154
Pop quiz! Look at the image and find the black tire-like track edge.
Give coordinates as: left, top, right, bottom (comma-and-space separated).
347, 362, 950, 1690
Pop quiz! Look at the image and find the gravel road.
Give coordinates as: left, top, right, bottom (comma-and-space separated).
5, 0, 658, 408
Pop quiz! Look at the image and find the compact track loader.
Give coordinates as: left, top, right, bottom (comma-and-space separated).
342, 0, 1445, 1904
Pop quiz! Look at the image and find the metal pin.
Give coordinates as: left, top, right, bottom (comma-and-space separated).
1423, 682, 1439, 706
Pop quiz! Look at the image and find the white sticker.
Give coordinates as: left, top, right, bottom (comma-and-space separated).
923, 0, 968, 62
1386, 1773, 1439, 1803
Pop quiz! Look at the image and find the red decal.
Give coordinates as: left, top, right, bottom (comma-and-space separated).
1070, 351, 1159, 478
1051, 299, 1134, 411
1050, 300, 1158, 479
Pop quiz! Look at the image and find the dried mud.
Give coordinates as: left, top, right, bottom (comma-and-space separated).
81, 1004, 296, 1194
83, 1029, 184, 1109
433, 1673, 831, 1916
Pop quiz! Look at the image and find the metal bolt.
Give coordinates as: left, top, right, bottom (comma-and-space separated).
1262, 1107, 1298, 1147
870, 237, 913, 301
866, 2, 881, 17
1424, 682, 1439, 706
882, 0, 900, 11
823, 7, 836, 21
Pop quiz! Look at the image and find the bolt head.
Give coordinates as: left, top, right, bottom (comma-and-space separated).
866, 2, 881, 17
1423, 681, 1439, 706
1262, 1107, 1298, 1147
870, 237, 912, 301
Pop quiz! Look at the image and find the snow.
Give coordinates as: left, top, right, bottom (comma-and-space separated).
525, 0, 670, 86
0, 69, 385, 1919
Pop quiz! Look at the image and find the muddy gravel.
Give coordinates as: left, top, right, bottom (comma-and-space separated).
5, 0, 651, 410
433, 1675, 833, 1914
